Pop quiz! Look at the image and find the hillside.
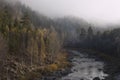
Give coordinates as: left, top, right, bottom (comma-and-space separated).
1, 0, 120, 80
0, 1, 70, 80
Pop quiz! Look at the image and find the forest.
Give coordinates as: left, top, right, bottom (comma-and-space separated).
0, 0, 120, 80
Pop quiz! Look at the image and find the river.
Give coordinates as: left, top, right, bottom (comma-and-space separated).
61, 50, 108, 80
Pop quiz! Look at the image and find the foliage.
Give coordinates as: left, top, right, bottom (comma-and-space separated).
0, 1, 69, 80
2, 0, 120, 79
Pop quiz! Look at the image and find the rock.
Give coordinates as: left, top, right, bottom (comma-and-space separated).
93, 77, 100, 80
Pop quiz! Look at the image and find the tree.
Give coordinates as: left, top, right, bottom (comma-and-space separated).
0, 34, 7, 61
0, 6, 12, 35
87, 26, 94, 39
38, 29, 46, 65
46, 27, 61, 63
80, 28, 86, 40
0, 34, 7, 78
27, 32, 39, 65
20, 12, 31, 29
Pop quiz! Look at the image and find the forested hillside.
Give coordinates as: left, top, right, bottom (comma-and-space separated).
0, 1, 70, 80
1, 0, 120, 80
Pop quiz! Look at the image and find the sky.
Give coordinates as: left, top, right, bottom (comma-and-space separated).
20, 0, 120, 23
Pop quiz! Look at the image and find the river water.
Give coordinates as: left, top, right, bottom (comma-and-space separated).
61, 50, 108, 80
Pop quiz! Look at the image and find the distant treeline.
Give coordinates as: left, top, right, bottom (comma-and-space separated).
70, 26, 120, 58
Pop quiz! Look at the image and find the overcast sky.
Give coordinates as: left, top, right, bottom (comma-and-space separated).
20, 0, 120, 23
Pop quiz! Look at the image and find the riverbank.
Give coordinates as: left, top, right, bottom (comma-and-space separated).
0, 50, 72, 80
67, 48, 120, 80
62, 50, 108, 80
39, 50, 73, 80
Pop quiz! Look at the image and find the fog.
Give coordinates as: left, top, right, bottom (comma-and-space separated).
20, 0, 120, 24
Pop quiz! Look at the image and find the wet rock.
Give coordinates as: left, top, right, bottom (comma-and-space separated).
93, 77, 100, 80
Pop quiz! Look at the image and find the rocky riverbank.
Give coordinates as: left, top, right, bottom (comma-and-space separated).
3, 49, 120, 80
69, 48, 120, 80
61, 50, 108, 80
0, 51, 72, 80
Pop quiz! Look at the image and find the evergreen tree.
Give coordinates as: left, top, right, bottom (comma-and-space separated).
87, 26, 94, 39
80, 28, 86, 39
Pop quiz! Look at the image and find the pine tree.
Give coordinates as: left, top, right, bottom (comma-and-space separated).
87, 26, 94, 39
80, 28, 86, 39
